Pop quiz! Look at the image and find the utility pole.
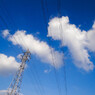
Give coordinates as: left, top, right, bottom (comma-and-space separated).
7, 50, 31, 95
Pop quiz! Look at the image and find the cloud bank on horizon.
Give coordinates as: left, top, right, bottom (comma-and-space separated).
48, 16, 95, 71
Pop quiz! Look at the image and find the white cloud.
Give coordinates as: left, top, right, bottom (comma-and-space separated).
0, 90, 8, 95
44, 69, 51, 73
0, 90, 23, 95
48, 16, 95, 71
17, 53, 23, 59
3, 30, 64, 68
86, 22, 95, 51
2, 29, 10, 38
0, 53, 20, 75
36, 32, 40, 35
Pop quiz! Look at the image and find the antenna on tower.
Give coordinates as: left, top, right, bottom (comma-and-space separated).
7, 49, 31, 95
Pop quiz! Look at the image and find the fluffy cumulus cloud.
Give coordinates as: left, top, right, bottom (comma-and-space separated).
48, 16, 95, 71
0, 53, 20, 75
3, 30, 63, 68
86, 21, 95, 51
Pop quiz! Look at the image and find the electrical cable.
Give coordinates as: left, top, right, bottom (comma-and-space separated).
28, 66, 44, 95
0, 0, 28, 51
41, 0, 62, 95
29, 54, 46, 95
0, 15, 21, 55
57, 0, 68, 95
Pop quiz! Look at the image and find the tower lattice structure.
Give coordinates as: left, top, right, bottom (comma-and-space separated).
7, 50, 31, 95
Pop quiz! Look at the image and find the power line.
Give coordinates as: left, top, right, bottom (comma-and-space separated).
29, 54, 47, 95
0, 2, 44, 95
0, 0, 17, 29
28, 64, 45, 95
57, 0, 61, 17
57, 0, 68, 94
26, 68, 42, 95
63, 63, 68, 95
41, 0, 62, 95
0, 8, 22, 53
0, 15, 21, 55
0, 1, 28, 51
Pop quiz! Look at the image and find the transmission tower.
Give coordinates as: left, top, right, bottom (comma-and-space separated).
7, 50, 31, 95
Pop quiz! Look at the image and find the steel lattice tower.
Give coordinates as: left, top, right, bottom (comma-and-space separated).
7, 50, 31, 95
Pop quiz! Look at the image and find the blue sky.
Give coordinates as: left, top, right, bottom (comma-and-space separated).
0, 0, 95, 95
